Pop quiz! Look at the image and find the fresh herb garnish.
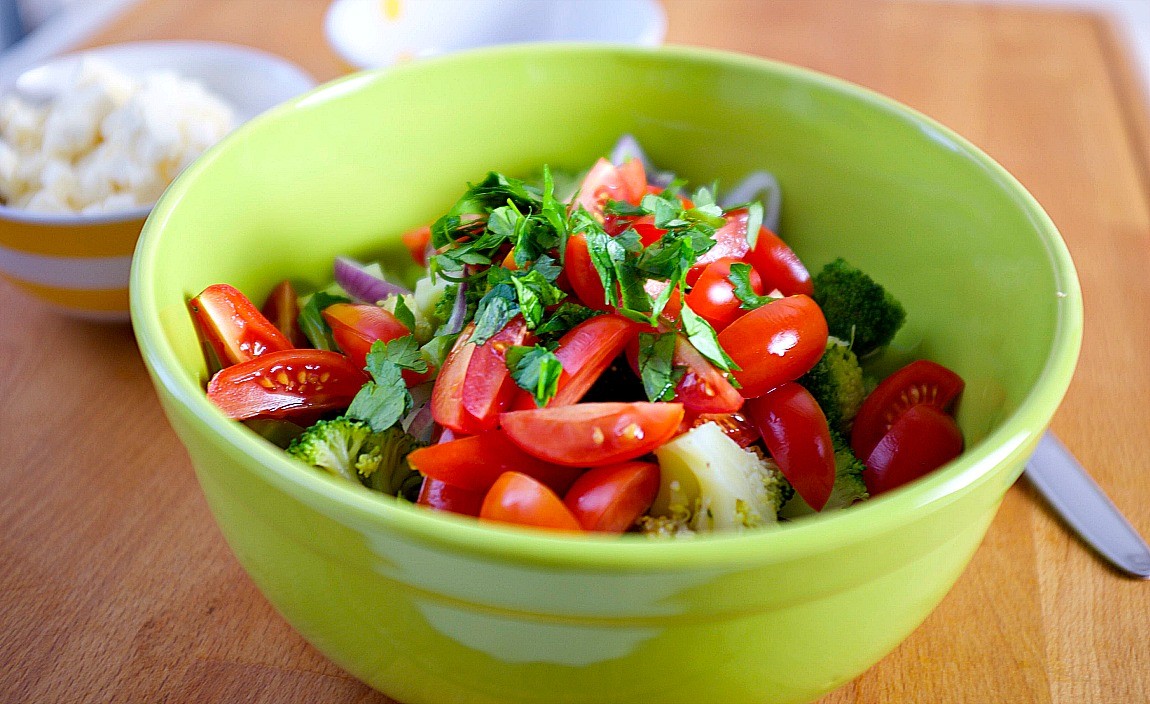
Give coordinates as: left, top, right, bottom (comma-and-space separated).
392, 295, 417, 332
680, 303, 740, 373
505, 345, 564, 407
298, 290, 351, 351
534, 302, 603, 341
347, 336, 426, 432
637, 331, 683, 402
728, 262, 776, 310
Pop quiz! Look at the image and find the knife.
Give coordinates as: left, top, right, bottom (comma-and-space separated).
1025, 432, 1150, 579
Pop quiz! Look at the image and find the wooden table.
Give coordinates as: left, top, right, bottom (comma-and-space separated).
3, 1, 1149, 702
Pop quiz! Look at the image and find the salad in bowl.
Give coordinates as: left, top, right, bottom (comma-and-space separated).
189, 136, 964, 536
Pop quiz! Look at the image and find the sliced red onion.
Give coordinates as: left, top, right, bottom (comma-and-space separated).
404, 403, 435, 443
609, 133, 676, 187
719, 170, 782, 233
442, 277, 468, 335
333, 256, 410, 303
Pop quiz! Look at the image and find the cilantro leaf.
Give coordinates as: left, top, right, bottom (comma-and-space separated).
470, 283, 519, 345
534, 302, 603, 340
366, 335, 428, 375
680, 302, 740, 372
348, 358, 410, 432
510, 269, 566, 329
727, 262, 776, 310
392, 295, 416, 332
505, 345, 564, 407
298, 291, 351, 351
637, 332, 683, 402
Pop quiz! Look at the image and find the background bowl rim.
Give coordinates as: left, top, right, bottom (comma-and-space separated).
131, 42, 1084, 569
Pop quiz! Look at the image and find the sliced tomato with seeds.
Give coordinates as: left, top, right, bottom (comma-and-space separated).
689, 411, 759, 447
563, 461, 660, 533
745, 382, 836, 511
206, 349, 367, 421
671, 334, 744, 414
500, 402, 685, 467
417, 477, 484, 517
851, 360, 965, 460
189, 284, 292, 367
572, 157, 647, 220
479, 472, 583, 532
717, 294, 828, 399
408, 431, 582, 495
863, 404, 964, 496
688, 209, 753, 281
462, 316, 532, 429
260, 280, 306, 347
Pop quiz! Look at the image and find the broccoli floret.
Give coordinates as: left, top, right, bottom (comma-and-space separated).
799, 337, 866, 434
778, 432, 869, 519
649, 422, 787, 533
812, 258, 906, 357
286, 417, 425, 498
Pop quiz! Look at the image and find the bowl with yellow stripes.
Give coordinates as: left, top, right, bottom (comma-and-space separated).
0, 41, 316, 321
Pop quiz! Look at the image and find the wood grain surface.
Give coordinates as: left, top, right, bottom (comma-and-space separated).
2, 1, 1148, 702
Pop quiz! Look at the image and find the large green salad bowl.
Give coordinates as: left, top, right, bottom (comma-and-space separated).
131, 45, 1081, 704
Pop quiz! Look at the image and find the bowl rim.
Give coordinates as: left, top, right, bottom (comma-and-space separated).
131, 43, 1083, 569
0, 39, 316, 225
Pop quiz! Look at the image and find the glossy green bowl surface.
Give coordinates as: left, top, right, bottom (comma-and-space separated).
131, 44, 1081, 704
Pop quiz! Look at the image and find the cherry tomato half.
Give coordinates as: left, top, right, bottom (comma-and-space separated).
671, 334, 744, 414
564, 232, 609, 311
206, 349, 367, 421
864, 404, 964, 496
189, 284, 292, 367
746, 227, 813, 297
688, 209, 752, 280
717, 295, 828, 399
500, 402, 684, 467
745, 382, 836, 511
688, 411, 759, 447
402, 225, 432, 267
417, 477, 484, 517
685, 258, 764, 331
407, 431, 582, 495
563, 461, 661, 533
462, 316, 532, 429
851, 360, 965, 460
573, 157, 647, 220
260, 280, 306, 347
431, 324, 484, 434
322, 302, 410, 367
479, 472, 583, 532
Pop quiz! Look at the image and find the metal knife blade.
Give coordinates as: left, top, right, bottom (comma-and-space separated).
1025, 432, 1150, 579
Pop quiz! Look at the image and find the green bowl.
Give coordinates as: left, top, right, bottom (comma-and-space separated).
131, 45, 1082, 704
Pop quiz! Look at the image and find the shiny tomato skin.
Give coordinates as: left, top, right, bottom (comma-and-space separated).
260, 280, 306, 347
671, 334, 744, 414
745, 382, 836, 511
190, 284, 293, 367
864, 404, 964, 496
402, 225, 432, 266
746, 227, 814, 297
717, 294, 828, 399
689, 209, 753, 280
564, 233, 609, 310
479, 472, 583, 532
323, 303, 408, 362
417, 477, 485, 517
206, 349, 367, 421
572, 157, 647, 220
462, 316, 532, 430
685, 258, 764, 331
407, 431, 582, 495
563, 461, 661, 533
431, 325, 486, 434
851, 360, 966, 460
500, 402, 685, 467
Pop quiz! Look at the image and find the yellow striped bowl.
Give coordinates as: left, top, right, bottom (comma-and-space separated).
0, 205, 146, 321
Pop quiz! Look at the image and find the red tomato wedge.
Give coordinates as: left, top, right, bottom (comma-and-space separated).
479, 472, 583, 532
563, 461, 660, 533
402, 225, 432, 266
462, 316, 532, 429
851, 360, 965, 460
689, 411, 760, 447
407, 431, 582, 495
863, 404, 964, 496
564, 232, 609, 310
431, 325, 484, 434
746, 226, 814, 297
512, 314, 639, 410
189, 284, 292, 367
689, 209, 752, 280
500, 402, 685, 467
260, 280, 306, 347
685, 258, 764, 331
573, 157, 647, 220
671, 334, 744, 414
417, 477, 484, 517
717, 295, 828, 399
206, 349, 367, 421
322, 302, 410, 363
745, 382, 836, 511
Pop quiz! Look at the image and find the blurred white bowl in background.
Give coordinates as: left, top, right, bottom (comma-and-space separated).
325, 0, 666, 70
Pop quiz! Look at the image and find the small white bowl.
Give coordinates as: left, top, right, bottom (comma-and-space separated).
325, 0, 666, 70
0, 41, 316, 321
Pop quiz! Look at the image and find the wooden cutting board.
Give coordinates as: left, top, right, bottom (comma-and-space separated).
3, 1, 1148, 702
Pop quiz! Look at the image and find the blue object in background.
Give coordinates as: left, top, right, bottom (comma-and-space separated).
1, 0, 27, 52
